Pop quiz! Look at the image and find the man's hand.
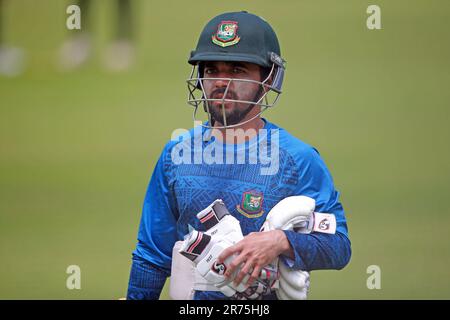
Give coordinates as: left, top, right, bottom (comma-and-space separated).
217, 230, 293, 288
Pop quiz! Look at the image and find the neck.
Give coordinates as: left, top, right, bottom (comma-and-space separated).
211, 117, 265, 144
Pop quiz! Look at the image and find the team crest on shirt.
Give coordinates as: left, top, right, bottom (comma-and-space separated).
212, 21, 241, 47
236, 190, 264, 218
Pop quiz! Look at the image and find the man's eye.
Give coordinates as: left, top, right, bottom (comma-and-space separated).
233, 68, 244, 74
204, 68, 216, 74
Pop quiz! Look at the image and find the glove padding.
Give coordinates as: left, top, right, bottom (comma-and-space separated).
277, 261, 309, 300
196, 200, 278, 299
179, 200, 254, 297
196, 199, 244, 244
179, 197, 326, 300
261, 195, 315, 233
261, 196, 315, 300
180, 199, 278, 299
179, 229, 250, 297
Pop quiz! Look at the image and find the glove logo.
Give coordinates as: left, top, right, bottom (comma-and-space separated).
212, 21, 241, 47
318, 218, 330, 231
212, 261, 227, 275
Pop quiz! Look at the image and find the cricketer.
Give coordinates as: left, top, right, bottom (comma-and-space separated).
126, 11, 351, 300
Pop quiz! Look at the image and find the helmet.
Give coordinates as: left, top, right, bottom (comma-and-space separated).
187, 11, 286, 128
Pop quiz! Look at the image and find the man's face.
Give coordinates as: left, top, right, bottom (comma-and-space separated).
202, 61, 264, 126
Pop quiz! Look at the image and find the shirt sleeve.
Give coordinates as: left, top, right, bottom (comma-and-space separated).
128, 144, 179, 297
126, 254, 170, 300
281, 147, 351, 271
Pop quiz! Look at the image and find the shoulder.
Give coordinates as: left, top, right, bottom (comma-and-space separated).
268, 121, 321, 165
157, 124, 208, 173
151, 126, 201, 184
268, 121, 335, 187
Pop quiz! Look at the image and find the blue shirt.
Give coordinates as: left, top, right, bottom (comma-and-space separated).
127, 119, 351, 300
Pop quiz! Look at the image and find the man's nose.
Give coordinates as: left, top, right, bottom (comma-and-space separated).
213, 76, 231, 89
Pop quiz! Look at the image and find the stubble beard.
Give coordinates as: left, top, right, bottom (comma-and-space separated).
207, 87, 264, 126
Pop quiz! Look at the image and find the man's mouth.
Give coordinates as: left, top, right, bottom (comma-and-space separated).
211, 92, 235, 107
212, 101, 232, 108
213, 93, 233, 100
212, 92, 236, 106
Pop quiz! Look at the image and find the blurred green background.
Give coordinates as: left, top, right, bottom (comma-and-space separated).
0, 0, 449, 299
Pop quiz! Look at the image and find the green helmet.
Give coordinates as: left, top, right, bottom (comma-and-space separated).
187, 11, 286, 128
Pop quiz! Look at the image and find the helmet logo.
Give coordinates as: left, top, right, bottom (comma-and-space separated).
212, 21, 240, 47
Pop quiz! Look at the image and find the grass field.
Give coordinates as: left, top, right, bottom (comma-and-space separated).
0, 0, 449, 299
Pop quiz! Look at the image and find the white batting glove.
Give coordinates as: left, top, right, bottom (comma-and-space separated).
258, 196, 313, 299
261, 195, 315, 233
196, 199, 244, 244
183, 199, 278, 299
179, 229, 250, 297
